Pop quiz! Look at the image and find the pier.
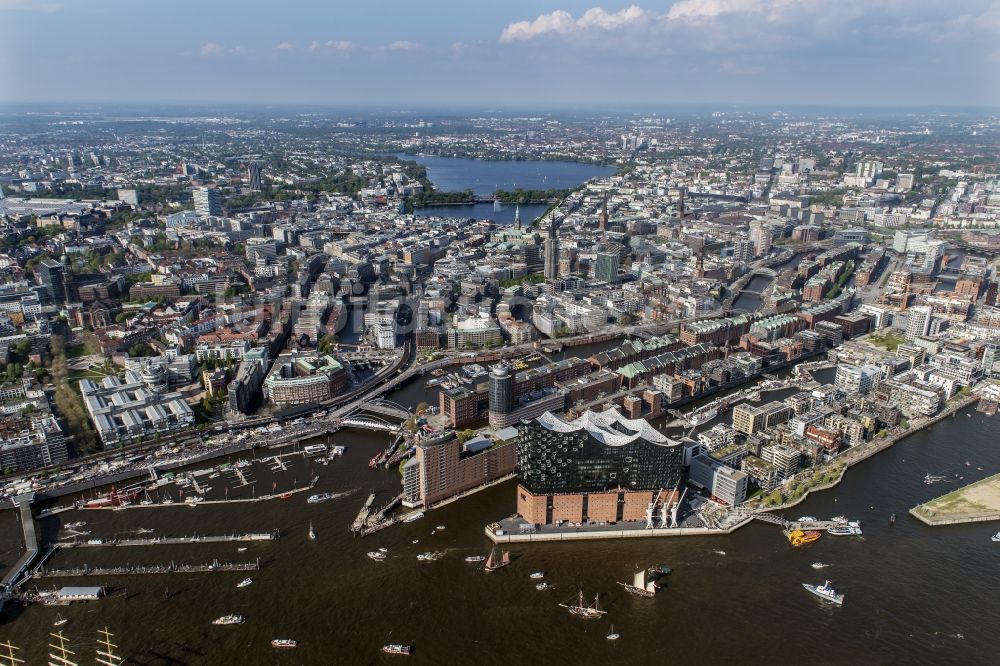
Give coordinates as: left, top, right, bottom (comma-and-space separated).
56, 531, 278, 548
0, 493, 40, 591
35, 559, 260, 579
910, 472, 1000, 526
350, 492, 377, 533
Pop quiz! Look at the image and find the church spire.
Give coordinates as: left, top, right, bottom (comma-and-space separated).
514, 203, 521, 230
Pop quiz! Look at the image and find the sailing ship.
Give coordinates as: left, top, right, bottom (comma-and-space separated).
48, 631, 76, 666
53, 613, 68, 627
484, 547, 511, 572
559, 590, 607, 619
606, 625, 620, 641
619, 569, 658, 598
308, 522, 316, 540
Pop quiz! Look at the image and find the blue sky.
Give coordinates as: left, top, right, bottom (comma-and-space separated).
1, 0, 998, 107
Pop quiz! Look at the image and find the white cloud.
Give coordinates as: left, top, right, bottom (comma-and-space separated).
500, 5, 647, 42
274, 42, 295, 51
325, 40, 355, 50
666, 0, 761, 22
200, 43, 225, 57
388, 40, 420, 50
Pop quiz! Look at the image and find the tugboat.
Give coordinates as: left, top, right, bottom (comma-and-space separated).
619, 569, 657, 598
382, 644, 412, 656
271, 639, 297, 649
560, 590, 607, 619
802, 580, 844, 605
212, 615, 245, 625
484, 547, 511, 572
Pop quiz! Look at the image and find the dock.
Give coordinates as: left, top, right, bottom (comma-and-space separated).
35, 558, 260, 578
350, 491, 376, 533
0, 493, 40, 591
56, 531, 278, 548
910, 472, 1000, 526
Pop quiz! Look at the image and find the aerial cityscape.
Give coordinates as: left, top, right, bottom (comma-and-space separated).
0, 1, 999, 664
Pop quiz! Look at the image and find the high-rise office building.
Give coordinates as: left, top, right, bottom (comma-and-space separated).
37, 257, 75, 305
750, 220, 773, 256
904, 305, 932, 341
594, 241, 622, 284
733, 239, 755, 263
543, 217, 560, 280
194, 187, 223, 217
247, 161, 263, 192
489, 364, 515, 416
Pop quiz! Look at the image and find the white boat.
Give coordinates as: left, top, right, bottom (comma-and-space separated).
308, 522, 316, 540
811, 562, 829, 570
64, 522, 87, 529
367, 551, 386, 562
465, 555, 485, 563
802, 580, 844, 605
713, 550, 726, 556
236, 577, 254, 588
237, 547, 247, 552
529, 572, 545, 580
271, 639, 297, 649
185, 496, 203, 505
606, 625, 620, 641
435, 525, 446, 530
796, 516, 818, 522
307, 493, 331, 504
536, 582, 553, 591
402, 511, 425, 523
303, 444, 327, 456
378, 547, 388, 553
212, 614, 245, 625
992, 532, 1000, 542
827, 521, 862, 536
382, 644, 412, 656
53, 613, 68, 627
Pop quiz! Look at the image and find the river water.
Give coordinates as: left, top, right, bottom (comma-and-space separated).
2, 364, 998, 664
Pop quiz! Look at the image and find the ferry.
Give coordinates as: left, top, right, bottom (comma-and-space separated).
308, 493, 332, 504
827, 521, 863, 537
271, 639, 297, 649
367, 551, 386, 562
424, 377, 446, 388
212, 615, 245, 625
382, 644, 412, 656
402, 511, 425, 523
236, 577, 254, 588
465, 555, 485, 563
802, 580, 844, 605
787, 530, 821, 546
303, 444, 327, 456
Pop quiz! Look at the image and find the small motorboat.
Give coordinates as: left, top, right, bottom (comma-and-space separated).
237, 577, 254, 588
237, 547, 247, 552
992, 532, 1000, 543
367, 551, 386, 562
381, 644, 412, 656
529, 572, 545, 580
536, 582, 553, 591
465, 555, 485, 563
271, 639, 297, 649
811, 563, 829, 570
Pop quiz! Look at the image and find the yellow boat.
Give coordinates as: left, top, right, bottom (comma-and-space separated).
787, 530, 821, 546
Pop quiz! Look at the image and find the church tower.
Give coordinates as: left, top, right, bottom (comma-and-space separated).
598, 192, 609, 232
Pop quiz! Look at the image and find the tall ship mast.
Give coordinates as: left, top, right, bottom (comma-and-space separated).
48, 631, 77, 666
619, 568, 658, 598
559, 590, 607, 618
95, 627, 123, 666
483, 546, 510, 572
0, 640, 24, 666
